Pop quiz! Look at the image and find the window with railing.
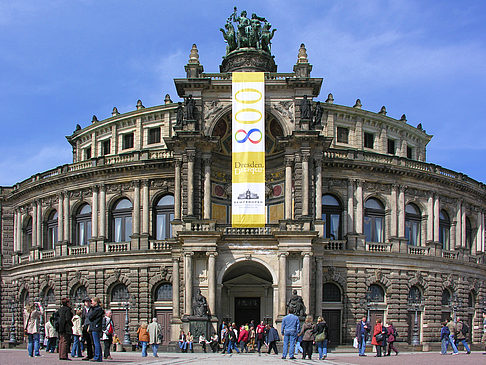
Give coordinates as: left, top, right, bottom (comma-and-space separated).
154, 195, 174, 240
439, 210, 450, 250
75, 204, 92, 246
22, 216, 33, 253
364, 198, 385, 242
405, 204, 421, 246
45, 210, 58, 250
112, 198, 133, 242
322, 194, 342, 240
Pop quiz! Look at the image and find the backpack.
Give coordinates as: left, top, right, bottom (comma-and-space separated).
228, 329, 236, 341
51, 310, 60, 332
461, 322, 469, 336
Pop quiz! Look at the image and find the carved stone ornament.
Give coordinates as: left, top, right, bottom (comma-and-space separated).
75, 271, 82, 282
375, 268, 383, 282
204, 100, 225, 124
272, 101, 294, 124
113, 269, 121, 281
160, 266, 172, 282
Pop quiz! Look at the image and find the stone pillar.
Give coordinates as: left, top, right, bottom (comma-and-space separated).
36, 201, 42, 247
427, 193, 433, 242
13, 210, 17, 252
456, 200, 462, 248
133, 181, 140, 235
461, 203, 466, 248
347, 179, 354, 233
474, 210, 481, 255
32, 203, 37, 247
203, 155, 211, 220
302, 151, 310, 216
285, 156, 293, 220
142, 180, 150, 235
207, 252, 217, 316
63, 192, 70, 243
433, 194, 440, 242
17, 211, 22, 252
390, 185, 398, 237
187, 151, 195, 217
184, 253, 193, 316
315, 159, 322, 219
398, 186, 405, 237
315, 257, 323, 317
174, 159, 182, 220
58, 193, 64, 242
172, 257, 180, 319
302, 252, 311, 316
92, 186, 98, 238
278, 253, 287, 316
99, 185, 106, 239
355, 180, 363, 234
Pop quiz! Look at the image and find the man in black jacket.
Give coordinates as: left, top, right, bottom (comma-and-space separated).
58, 297, 73, 360
81, 297, 94, 361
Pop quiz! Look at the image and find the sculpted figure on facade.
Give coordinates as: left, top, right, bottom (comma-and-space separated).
175, 102, 184, 129
313, 101, 323, 128
300, 95, 312, 122
193, 289, 209, 317
260, 21, 276, 54
184, 95, 196, 121
287, 289, 306, 317
220, 20, 237, 55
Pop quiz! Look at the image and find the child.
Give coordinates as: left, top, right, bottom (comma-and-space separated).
440, 321, 450, 355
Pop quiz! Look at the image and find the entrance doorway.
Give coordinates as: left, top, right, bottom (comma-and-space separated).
111, 310, 126, 341
235, 297, 260, 327
322, 309, 341, 345
155, 310, 172, 345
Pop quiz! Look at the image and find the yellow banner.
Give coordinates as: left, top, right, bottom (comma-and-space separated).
232, 72, 266, 228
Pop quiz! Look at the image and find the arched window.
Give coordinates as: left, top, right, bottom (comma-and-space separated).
322, 282, 342, 302
22, 216, 33, 253
45, 210, 58, 250
112, 198, 132, 243
154, 195, 174, 240
405, 204, 421, 246
439, 210, 450, 250
75, 204, 91, 246
364, 198, 385, 242
21, 290, 30, 307
154, 283, 172, 301
322, 195, 342, 240
408, 286, 422, 304
71, 285, 88, 304
368, 284, 385, 302
43, 288, 56, 305
465, 217, 472, 253
441, 289, 451, 306
111, 283, 130, 302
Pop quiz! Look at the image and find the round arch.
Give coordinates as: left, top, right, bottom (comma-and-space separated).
217, 257, 276, 285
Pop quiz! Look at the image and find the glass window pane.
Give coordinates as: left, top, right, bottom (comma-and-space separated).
79, 222, 85, 245
158, 195, 175, 206
364, 216, 372, 242
323, 195, 340, 206
405, 204, 420, 215
125, 217, 132, 241
365, 198, 384, 210
115, 218, 122, 242
115, 199, 132, 210
169, 213, 174, 237
79, 204, 91, 215
330, 214, 340, 240
375, 217, 383, 242
156, 214, 165, 240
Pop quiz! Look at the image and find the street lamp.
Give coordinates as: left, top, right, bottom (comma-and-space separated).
39, 297, 47, 347
407, 287, 422, 346
122, 295, 136, 346
358, 288, 373, 345
450, 293, 464, 324
9, 300, 17, 344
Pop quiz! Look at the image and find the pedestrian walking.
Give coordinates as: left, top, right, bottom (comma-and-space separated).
446, 317, 459, 355
440, 321, 450, 355
256, 321, 265, 353
45, 313, 58, 353
386, 320, 399, 356
87, 297, 104, 362
24, 302, 43, 358
455, 317, 471, 354
248, 324, 255, 352
280, 307, 300, 359
71, 309, 83, 358
266, 323, 280, 355
226, 325, 240, 354
371, 318, 384, 357
315, 316, 329, 360
101, 310, 114, 359
147, 317, 162, 357
238, 325, 249, 352
355, 315, 370, 356
58, 297, 73, 361
299, 315, 315, 359
137, 322, 150, 357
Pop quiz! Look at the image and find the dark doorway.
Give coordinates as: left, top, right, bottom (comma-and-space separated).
322, 309, 341, 345
111, 310, 126, 341
369, 310, 385, 331
235, 297, 260, 327
155, 309, 172, 345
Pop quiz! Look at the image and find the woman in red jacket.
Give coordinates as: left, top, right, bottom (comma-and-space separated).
238, 325, 249, 353
371, 318, 383, 357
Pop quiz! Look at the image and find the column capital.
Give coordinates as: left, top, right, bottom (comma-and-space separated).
184, 252, 195, 257
314, 158, 322, 168
354, 179, 362, 187
302, 153, 310, 162
142, 179, 150, 187
301, 251, 313, 257
172, 256, 181, 263
285, 155, 294, 166
206, 251, 218, 258
278, 252, 289, 258
132, 180, 141, 189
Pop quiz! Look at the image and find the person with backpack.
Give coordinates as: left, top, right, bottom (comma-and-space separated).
298, 316, 315, 360
226, 325, 240, 354
45, 313, 58, 353
440, 321, 450, 355
147, 317, 162, 357
385, 321, 399, 356
102, 310, 114, 359
315, 316, 329, 360
446, 317, 459, 355
23, 302, 43, 358
87, 297, 104, 362
58, 297, 74, 361
71, 309, 83, 358
455, 317, 471, 354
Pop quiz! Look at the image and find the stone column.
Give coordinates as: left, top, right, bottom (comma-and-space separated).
390, 185, 398, 237
355, 180, 363, 234
36, 200, 42, 247
58, 193, 64, 242
142, 180, 150, 235
203, 155, 211, 220
99, 185, 106, 239
302, 252, 311, 316
174, 159, 182, 220
184, 253, 193, 316
92, 186, 98, 238
427, 193, 433, 241
455, 200, 462, 248
461, 203, 466, 248
187, 151, 195, 217
133, 181, 140, 235
398, 186, 405, 237
13, 210, 17, 252
32, 203, 37, 247
63, 192, 70, 243
315, 257, 323, 317
433, 194, 440, 242
474, 210, 481, 255
347, 179, 354, 233
207, 252, 217, 316
278, 253, 287, 316
302, 151, 310, 216
17, 211, 22, 252
172, 257, 180, 319
315, 159, 322, 219
285, 156, 293, 220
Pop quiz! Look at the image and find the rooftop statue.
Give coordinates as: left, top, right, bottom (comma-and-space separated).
221, 7, 276, 56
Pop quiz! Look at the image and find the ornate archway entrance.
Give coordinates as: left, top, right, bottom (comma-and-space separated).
220, 260, 274, 327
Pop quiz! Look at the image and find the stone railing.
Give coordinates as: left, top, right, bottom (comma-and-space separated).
40, 250, 55, 259
20, 255, 30, 264
408, 246, 430, 256
224, 226, 274, 235
151, 241, 171, 251
442, 250, 459, 260
323, 240, 346, 250
366, 242, 392, 252
468, 256, 479, 264
69, 246, 88, 256
68, 160, 93, 172
105, 242, 129, 253
189, 221, 216, 232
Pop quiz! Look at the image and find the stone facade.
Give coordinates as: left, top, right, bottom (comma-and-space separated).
1, 42, 485, 349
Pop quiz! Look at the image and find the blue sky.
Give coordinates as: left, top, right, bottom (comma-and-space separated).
1, 0, 485, 186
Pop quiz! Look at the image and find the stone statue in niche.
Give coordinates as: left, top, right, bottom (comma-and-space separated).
192, 289, 209, 317
286, 289, 306, 317
184, 95, 196, 121
313, 101, 323, 128
300, 95, 312, 121
175, 102, 184, 129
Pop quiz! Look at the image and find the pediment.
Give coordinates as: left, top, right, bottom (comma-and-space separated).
224, 272, 272, 286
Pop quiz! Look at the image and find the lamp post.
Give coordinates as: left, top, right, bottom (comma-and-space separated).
450, 293, 464, 324
407, 290, 422, 346
122, 295, 136, 346
39, 297, 47, 347
9, 300, 17, 344
359, 288, 373, 345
